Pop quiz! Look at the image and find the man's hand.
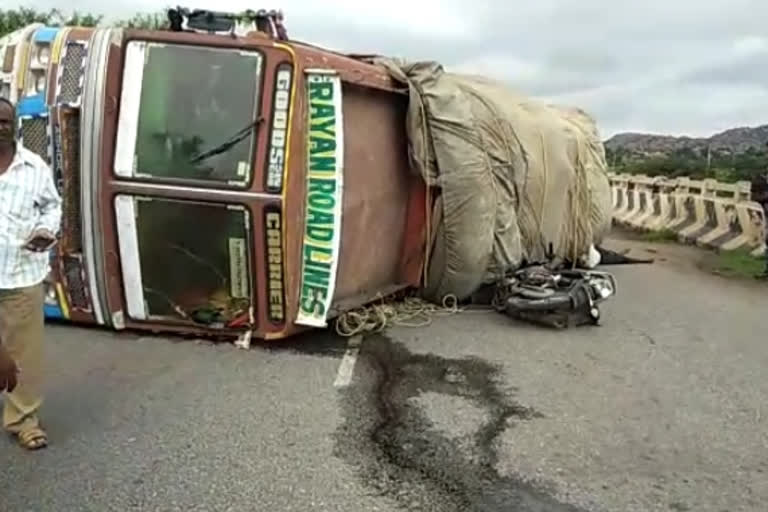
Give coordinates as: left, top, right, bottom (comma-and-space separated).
0, 345, 19, 393
23, 228, 56, 252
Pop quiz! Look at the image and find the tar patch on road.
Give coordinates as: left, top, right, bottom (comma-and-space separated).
333, 335, 587, 512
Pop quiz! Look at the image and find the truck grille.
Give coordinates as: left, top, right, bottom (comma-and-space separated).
19, 116, 51, 163
58, 42, 86, 105
60, 108, 82, 252
62, 254, 90, 311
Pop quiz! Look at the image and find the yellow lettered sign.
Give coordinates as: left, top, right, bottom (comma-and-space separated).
296, 71, 344, 327
264, 208, 285, 323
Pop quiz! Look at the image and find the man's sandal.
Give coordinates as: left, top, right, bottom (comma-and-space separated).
16, 427, 48, 450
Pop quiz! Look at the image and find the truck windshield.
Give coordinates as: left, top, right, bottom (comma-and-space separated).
117, 41, 262, 186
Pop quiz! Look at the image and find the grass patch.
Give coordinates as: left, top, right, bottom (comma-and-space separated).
640, 229, 678, 243
709, 249, 766, 279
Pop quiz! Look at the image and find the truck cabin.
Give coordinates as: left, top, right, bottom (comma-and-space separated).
0, 11, 426, 341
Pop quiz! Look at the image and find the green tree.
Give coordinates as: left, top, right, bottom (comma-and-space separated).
1, 8, 104, 38
0, 8, 52, 37
114, 12, 167, 30
56, 10, 103, 27
612, 150, 768, 183
1, 8, 166, 38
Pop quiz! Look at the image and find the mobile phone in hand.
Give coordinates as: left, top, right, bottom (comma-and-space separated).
24, 234, 56, 252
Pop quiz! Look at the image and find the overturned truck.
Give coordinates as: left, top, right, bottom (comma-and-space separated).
0, 9, 614, 342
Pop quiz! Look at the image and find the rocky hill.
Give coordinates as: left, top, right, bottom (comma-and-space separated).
604, 124, 768, 182
604, 125, 768, 157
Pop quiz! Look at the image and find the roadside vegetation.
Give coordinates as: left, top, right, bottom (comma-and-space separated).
706, 248, 765, 280
640, 229, 678, 243
606, 146, 768, 184
1, 8, 165, 37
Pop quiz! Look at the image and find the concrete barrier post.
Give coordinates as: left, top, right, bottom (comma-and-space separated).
609, 173, 766, 257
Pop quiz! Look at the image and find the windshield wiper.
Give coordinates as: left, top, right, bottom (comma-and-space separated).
189, 117, 262, 165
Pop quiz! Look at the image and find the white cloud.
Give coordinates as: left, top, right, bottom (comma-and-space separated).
732, 36, 768, 57
451, 55, 542, 82
5, 0, 768, 137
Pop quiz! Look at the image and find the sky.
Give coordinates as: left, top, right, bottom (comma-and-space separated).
7, 0, 768, 138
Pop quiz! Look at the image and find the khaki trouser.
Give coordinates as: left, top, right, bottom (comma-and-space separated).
0, 283, 44, 433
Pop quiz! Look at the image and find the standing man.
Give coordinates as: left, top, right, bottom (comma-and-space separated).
0, 97, 62, 450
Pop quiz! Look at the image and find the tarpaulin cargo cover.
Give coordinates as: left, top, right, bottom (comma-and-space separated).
371, 58, 613, 302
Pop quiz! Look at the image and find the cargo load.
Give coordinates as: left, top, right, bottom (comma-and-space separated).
371, 58, 612, 303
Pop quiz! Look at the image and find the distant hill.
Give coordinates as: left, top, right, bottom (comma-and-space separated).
605, 125, 768, 157
604, 125, 768, 182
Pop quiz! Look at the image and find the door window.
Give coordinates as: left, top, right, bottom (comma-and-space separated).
115, 195, 252, 327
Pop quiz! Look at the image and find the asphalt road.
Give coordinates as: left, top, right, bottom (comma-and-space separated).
1, 237, 766, 512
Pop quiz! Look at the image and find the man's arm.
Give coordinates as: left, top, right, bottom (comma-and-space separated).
34, 161, 62, 236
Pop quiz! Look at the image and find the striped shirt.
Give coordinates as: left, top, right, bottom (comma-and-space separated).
0, 143, 62, 289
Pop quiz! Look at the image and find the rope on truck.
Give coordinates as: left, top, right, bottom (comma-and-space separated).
334, 293, 462, 337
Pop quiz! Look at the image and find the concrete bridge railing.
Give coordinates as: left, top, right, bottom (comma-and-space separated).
609, 173, 766, 257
